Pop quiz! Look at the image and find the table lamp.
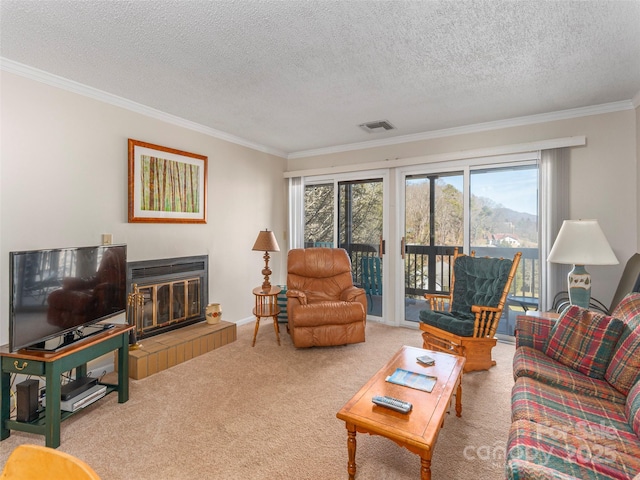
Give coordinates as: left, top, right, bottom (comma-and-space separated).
252, 229, 280, 292
547, 219, 618, 309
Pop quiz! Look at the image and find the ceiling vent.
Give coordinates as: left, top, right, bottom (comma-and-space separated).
359, 120, 396, 133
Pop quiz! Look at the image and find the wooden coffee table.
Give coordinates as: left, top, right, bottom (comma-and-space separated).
336, 346, 465, 480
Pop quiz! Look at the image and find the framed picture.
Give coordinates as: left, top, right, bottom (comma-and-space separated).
128, 139, 208, 223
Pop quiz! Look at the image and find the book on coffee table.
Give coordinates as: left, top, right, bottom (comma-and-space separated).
385, 368, 437, 393
416, 354, 435, 366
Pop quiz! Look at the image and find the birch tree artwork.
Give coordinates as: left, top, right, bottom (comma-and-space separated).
140, 155, 200, 213
128, 139, 207, 223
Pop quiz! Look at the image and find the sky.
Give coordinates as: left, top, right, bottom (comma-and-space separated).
441, 167, 538, 216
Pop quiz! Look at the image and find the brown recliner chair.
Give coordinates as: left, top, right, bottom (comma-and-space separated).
286, 248, 367, 348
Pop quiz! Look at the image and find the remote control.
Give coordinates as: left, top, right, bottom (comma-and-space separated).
372, 395, 413, 414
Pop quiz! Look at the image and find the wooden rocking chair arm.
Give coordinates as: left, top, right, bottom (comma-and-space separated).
424, 293, 451, 311
424, 293, 450, 301
470, 305, 501, 314
471, 305, 504, 338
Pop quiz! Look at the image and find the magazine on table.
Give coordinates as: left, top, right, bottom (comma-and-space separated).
385, 368, 437, 393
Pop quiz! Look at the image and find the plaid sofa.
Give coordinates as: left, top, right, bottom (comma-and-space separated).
507, 293, 640, 479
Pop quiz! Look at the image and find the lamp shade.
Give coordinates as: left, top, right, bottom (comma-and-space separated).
547, 220, 618, 266
252, 230, 280, 252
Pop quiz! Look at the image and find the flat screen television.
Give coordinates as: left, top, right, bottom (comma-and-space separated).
9, 244, 127, 352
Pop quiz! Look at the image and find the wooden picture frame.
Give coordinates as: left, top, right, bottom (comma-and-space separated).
128, 139, 207, 223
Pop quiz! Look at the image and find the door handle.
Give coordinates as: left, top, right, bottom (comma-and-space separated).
379, 236, 385, 257
401, 237, 405, 260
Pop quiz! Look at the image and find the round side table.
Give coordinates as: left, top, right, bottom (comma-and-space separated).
252, 286, 281, 347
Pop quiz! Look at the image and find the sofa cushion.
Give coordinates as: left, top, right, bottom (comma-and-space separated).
506, 458, 587, 480
512, 377, 639, 455
605, 294, 640, 396
611, 292, 640, 328
544, 306, 623, 379
506, 419, 640, 480
625, 381, 640, 438
513, 347, 627, 404
515, 313, 558, 350
607, 329, 640, 397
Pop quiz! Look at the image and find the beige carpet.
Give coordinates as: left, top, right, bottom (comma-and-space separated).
0, 321, 515, 479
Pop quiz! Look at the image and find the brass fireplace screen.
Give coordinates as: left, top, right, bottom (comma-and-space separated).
129, 278, 201, 336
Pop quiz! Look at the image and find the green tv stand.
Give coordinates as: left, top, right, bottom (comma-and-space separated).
1, 324, 133, 448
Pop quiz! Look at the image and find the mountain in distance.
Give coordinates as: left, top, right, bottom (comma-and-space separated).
489, 207, 538, 247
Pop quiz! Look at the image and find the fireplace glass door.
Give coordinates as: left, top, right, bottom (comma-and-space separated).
138, 278, 201, 334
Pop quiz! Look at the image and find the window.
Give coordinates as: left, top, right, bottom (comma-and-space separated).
304, 184, 334, 246
470, 165, 540, 331
300, 174, 387, 318
288, 147, 566, 331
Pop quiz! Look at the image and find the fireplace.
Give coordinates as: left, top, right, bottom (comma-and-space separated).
126, 255, 208, 339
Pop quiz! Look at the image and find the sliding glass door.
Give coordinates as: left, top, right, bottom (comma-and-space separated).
296, 155, 538, 331
402, 172, 463, 322
304, 183, 334, 246
470, 165, 539, 335
400, 161, 539, 335
303, 174, 386, 319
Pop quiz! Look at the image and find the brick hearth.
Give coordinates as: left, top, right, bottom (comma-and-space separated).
127, 321, 236, 379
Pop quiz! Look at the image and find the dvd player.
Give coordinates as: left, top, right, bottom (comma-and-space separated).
61, 376, 98, 400
43, 384, 107, 412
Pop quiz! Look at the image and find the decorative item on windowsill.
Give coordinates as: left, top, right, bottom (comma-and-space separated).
547, 219, 619, 309
252, 229, 280, 292
127, 284, 144, 350
206, 303, 222, 324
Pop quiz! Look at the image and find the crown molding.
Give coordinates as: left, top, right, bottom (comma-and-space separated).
284, 136, 585, 178
3, 57, 634, 161
288, 100, 635, 159
0, 58, 288, 159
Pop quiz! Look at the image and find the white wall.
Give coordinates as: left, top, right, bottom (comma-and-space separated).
2, 71, 637, 349
287, 109, 639, 309
0, 71, 287, 346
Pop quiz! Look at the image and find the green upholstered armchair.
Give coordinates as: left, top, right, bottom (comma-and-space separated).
419, 248, 521, 372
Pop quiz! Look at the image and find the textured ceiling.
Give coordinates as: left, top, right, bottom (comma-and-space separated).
1, 0, 639, 157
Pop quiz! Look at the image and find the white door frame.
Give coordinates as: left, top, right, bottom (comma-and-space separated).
303, 169, 390, 322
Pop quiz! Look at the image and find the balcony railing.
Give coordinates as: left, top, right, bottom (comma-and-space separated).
305, 242, 540, 313
404, 245, 539, 309
341, 243, 379, 285
404, 245, 458, 295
